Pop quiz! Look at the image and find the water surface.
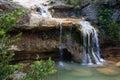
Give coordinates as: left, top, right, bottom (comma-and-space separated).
46, 62, 120, 80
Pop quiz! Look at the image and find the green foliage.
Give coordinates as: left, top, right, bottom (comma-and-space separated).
107, 21, 120, 39
0, 8, 26, 80
98, 5, 120, 39
0, 8, 26, 32
98, 6, 113, 26
21, 58, 57, 80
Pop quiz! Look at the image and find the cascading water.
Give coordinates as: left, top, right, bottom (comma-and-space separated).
37, 5, 64, 66
59, 22, 63, 60
79, 20, 105, 65
58, 22, 64, 66
36, 4, 104, 65
37, 5, 52, 18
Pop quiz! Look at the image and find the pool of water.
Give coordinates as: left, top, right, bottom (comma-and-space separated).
45, 62, 120, 80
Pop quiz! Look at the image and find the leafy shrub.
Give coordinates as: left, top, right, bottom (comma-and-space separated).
21, 58, 57, 80
0, 8, 26, 80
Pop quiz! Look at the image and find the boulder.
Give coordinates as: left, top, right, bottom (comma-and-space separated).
81, 3, 99, 23
52, 2, 74, 9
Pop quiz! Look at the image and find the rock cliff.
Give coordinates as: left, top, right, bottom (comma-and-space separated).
0, 0, 119, 62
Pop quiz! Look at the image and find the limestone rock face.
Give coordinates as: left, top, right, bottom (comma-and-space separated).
0, 0, 78, 30
11, 30, 60, 61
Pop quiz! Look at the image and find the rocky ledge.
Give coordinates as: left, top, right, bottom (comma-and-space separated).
0, 0, 120, 63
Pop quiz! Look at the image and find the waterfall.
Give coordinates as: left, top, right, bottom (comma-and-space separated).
37, 5, 52, 18
79, 21, 105, 65
58, 22, 64, 66
59, 22, 63, 60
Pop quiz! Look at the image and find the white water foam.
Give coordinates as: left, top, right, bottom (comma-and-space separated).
80, 21, 105, 65
38, 6, 52, 18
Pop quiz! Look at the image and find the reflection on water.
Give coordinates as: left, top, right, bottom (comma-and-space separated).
45, 62, 120, 80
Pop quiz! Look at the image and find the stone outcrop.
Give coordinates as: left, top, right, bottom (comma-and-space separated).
102, 47, 120, 62
52, 2, 74, 9
0, 0, 120, 63
10, 30, 60, 61
101, 39, 120, 62
81, 3, 99, 23
50, 0, 120, 23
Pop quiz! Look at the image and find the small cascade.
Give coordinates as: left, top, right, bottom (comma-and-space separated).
37, 5, 52, 18
79, 20, 105, 65
59, 22, 63, 60
58, 22, 64, 66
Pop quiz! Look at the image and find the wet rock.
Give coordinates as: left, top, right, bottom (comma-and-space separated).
96, 67, 119, 75
52, 2, 74, 9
